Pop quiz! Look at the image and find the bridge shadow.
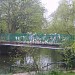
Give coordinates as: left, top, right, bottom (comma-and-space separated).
0, 45, 23, 74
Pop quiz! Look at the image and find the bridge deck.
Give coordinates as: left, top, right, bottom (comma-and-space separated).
0, 41, 63, 49
0, 33, 74, 49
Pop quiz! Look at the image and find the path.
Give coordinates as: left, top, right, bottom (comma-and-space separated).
13, 72, 35, 75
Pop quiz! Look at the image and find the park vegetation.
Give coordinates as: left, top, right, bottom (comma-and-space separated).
0, 0, 75, 75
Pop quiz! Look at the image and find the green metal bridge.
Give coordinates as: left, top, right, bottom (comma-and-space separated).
0, 33, 74, 49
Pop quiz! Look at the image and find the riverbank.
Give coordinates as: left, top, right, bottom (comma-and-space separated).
13, 70, 75, 75
1, 70, 75, 75
13, 72, 35, 75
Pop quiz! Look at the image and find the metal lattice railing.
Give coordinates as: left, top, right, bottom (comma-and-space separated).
0, 33, 74, 44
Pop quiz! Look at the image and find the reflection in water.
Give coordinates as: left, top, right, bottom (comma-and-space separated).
25, 56, 34, 64
0, 47, 61, 73
39, 55, 51, 70
14, 49, 61, 70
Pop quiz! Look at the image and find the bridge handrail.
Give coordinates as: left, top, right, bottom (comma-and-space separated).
0, 33, 74, 44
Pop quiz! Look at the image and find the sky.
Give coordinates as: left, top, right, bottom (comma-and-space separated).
41, 0, 60, 18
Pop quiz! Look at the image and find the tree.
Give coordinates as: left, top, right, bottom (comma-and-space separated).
0, 0, 45, 33
47, 0, 75, 35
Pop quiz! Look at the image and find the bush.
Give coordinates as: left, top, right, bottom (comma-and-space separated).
61, 48, 75, 70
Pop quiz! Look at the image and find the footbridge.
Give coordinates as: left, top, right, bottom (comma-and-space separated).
0, 33, 74, 49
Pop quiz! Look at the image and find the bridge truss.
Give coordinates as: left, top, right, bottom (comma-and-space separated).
0, 33, 74, 49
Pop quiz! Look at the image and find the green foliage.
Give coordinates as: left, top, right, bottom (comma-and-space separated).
61, 48, 75, 70
50, 71, 59, 75
72, 42, 75, 49
47, 0, 75, 35
0, 0, 45, 33
36, 70, 75, 75
0, 21, 8, 33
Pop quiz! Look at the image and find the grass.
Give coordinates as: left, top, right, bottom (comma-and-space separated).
0, 71, 75, 75
0, 73, 13, 75
36, 71, 75, 75
60, 72, 75, 75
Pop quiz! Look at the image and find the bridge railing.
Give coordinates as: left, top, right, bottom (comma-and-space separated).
0, 33, 74, 44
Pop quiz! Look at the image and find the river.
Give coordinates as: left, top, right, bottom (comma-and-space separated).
0, 46, 62, 73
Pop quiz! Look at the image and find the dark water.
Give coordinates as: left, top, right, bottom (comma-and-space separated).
0, 46, 62, 73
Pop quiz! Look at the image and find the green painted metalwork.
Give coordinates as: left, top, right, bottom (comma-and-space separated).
0, 33, 74, 44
